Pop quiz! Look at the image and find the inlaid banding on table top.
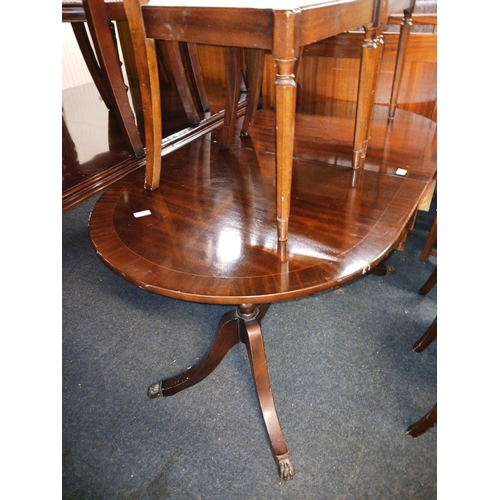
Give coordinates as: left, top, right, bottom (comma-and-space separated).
89, 108, 436, 304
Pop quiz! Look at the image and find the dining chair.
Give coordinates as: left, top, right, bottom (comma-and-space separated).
63, 0, 210, 158
64, 0, 144, 157
387, 5, 437, 119
122, 0, 251, 190
235, 0, 420, 169
406, 266, 437, 437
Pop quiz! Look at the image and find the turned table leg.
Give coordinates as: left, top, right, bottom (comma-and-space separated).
274, 54, 297, 243
273, 10, 299, 243
148, 303, 294, 480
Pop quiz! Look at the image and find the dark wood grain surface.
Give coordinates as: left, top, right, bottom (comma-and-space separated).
89, 105, 436, 304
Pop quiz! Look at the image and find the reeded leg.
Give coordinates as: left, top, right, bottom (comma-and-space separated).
406, 403, 437, 437
148, 310, 240, 398
353, 30, 384, 169
238, 305, 294, 480
274, 56, 297, 242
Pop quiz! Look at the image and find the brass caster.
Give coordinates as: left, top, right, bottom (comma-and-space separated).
147, 382, 162, 399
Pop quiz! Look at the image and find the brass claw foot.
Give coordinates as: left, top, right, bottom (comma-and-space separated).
147, 382, 162, 399
277, 454, 295, 481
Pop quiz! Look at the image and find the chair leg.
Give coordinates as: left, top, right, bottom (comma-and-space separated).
420, 216, 437, 261
413, 316, 436, 352
408, 313, 437, 437
419, 267, 437, 296
220, 47, 243, 150
240, 48, 265, 137
352, 28, 384, 169
184, 42, 210, 113
388, 2, 415, 118
406, 403, 437, 437
158, 40, 201, 126
123, 0, 163, 189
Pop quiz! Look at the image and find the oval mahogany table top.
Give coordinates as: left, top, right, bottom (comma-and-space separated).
88, 105, 436, 304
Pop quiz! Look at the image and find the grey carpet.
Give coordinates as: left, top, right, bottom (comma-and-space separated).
62, 189, 437, 499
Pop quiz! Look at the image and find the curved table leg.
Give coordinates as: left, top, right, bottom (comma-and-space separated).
238, 305, 294, 481
148, 303, 293, 480
148, 309, 240, 398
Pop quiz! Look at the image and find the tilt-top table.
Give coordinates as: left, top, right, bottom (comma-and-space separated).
89, 101, 437, 479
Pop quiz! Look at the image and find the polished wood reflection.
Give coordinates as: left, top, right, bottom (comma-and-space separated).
62, 79, 230, 211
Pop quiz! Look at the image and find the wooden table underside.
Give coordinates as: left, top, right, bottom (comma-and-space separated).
89, 105, 436, 480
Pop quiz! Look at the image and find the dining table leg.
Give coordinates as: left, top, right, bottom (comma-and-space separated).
148, 303, 294, 480
238, 304, 295, 480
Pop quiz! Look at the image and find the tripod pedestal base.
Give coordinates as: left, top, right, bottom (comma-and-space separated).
147, 303, 294, 480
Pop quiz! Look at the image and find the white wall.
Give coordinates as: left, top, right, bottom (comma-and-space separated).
62, 23, 93, 90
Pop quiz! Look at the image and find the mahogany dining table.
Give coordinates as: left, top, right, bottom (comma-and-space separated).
88, 0, 429, 481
